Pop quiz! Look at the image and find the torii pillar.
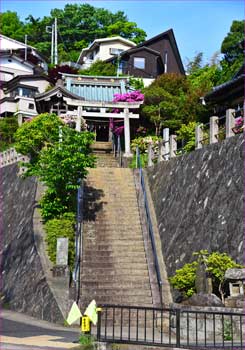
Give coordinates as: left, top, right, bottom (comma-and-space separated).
123, 108, 132, 157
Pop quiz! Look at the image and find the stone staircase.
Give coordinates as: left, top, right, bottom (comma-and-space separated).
80, 153, 153, 310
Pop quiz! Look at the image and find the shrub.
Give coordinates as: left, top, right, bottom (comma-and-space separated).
44, 213, 75, 268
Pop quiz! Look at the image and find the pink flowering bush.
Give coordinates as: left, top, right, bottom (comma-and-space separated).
234, 116, 244, 134
113, 90, 144, 103
110, 91, 144, 136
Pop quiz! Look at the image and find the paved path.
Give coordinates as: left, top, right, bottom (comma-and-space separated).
0, 310, 81, 350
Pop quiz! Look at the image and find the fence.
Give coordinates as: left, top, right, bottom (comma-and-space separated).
97, 304, 244, 349
0, 148, 29, 168
147, 108, 244, 167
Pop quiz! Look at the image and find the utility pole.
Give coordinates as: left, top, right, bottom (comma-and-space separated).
51, 24, 54, 65
24, 35, 28, 61
46, 18, 57, 65
54, 17, 58, 65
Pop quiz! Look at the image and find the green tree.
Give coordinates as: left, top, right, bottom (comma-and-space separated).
169, 250, 242, 302
176, 121, 197, 153
1, 5, 146, 62
220, 20, 244, 82
142, 73, 208, 135
0, 11, 25, 41
14, 113, 95, 219
14, 113, 63, 165
0, 116, 18, 152
79, 60, 117, 76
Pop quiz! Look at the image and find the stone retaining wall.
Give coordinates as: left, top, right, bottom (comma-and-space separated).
146, 134, 244, 280
0, 163, 65, 323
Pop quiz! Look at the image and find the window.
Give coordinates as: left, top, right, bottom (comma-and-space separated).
110, 48, 124, 55
134, 57, 145, 69
28, 103, 35, 110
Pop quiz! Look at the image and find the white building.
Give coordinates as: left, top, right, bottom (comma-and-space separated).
0, 35, 50, 121
77, 36, 136, 69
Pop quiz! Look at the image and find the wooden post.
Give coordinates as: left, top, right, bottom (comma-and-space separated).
225, 108, 235, 138
195, 124, 203, 149
170, 135, 177, 158
209, 116, 219, 144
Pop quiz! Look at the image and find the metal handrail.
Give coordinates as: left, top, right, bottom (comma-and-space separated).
112, 133, 122, 167
73, 179, 84, 303
136, 147, 163, 305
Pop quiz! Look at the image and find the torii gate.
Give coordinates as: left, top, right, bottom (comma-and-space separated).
64, 98, 142, 157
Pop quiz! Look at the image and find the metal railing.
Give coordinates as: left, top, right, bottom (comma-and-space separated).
97, 304, 244, 349
136, 147, 163, 305
73, 179, 84, 303
112, 134, 122, 167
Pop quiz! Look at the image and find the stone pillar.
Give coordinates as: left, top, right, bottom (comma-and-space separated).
209, 116, 219, 144
170, 134, 177, 158
56, 238, 69, 266
163, 128, 169, 160
226, 108, 235, 138
195, 124, 203, 149
17, 114, 23, 126
158, 140, 163, 163
76, 106, 83, 132
148, 143, 153, 167
123, 108, 132, 157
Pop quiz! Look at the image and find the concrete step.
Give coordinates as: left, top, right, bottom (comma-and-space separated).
82, 262, 149, 269
81, 267, 149, 276
81, 288, 152, 297
80, 295, 153, 305
80, 275, 151, 283
83, 250, 146, 258
82, 256, 147, 264
81, 281, 153, 289
83, 242, 145, 250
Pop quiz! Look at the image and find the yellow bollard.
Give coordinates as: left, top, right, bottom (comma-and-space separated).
81, 315, 91, 333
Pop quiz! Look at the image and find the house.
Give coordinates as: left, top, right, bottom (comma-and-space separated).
0, 74, 51, 122
0, 51, 40, 82
205, 64, 244, 115
76, 36, 136, 69
0, 34, 48, 72
0, 35, 50, 121
106, 28, 185, 84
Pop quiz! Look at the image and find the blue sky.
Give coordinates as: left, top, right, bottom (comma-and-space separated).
2, 1, 244, 66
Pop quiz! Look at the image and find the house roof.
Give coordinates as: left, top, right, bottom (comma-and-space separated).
65, 76, 128, 102
106, 28, 185, 75
36, 74, 130, 103
77, 36, 136, 64
0, 34, 37, 51
2, 74, 51, 92
120, 46, 162, 57
35, 84, 85, 102
0, 51, 36, 69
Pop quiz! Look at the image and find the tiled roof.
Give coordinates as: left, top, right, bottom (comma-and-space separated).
64, 76, 128, 102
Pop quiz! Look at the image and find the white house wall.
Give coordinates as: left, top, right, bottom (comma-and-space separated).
0, 57, 33, 79
98, 41, 136, 61
17, 78, 50, 93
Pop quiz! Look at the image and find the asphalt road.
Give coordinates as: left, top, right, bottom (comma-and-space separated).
0, 310, 81, 350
